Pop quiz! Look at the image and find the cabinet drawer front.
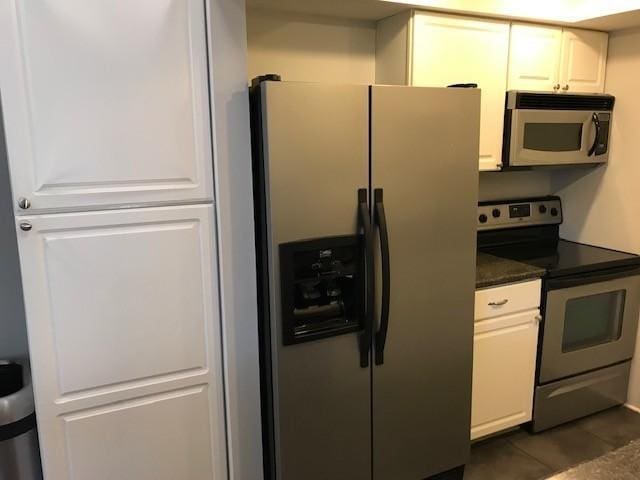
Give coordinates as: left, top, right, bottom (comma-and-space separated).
475, 280, 541, 320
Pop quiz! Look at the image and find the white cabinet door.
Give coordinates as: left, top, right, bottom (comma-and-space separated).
411, 12, 510, 171
560, 28, 608, 93
0, 0, 213, 213
16, 204, 226, 480
508, 24, 562, 91
471, 309, 540, 441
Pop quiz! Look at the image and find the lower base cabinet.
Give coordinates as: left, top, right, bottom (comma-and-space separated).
471, 281, 541, 441
16, 204, 227, 479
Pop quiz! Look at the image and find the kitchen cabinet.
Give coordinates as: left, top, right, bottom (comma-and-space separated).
560, 28, 609, 93
15, 204, 227, 479
0, 0, 213, 213
508, 24, 608, 93
471, 280, 541, 441
508, 24, 563, 92
377, 11, 510, 172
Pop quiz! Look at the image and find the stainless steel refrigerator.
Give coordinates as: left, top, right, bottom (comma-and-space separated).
250, 77, 480, 480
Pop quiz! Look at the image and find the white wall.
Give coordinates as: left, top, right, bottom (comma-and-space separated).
246, 8, 376, 84
0, 102, 29, 361
554, 27, 640, 409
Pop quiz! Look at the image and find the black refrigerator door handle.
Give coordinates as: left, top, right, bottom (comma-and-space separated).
357, 188, 373, 368
374, 188, 390, 366
588, 112, 601, 157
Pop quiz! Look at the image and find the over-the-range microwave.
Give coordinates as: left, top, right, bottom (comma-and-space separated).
502, 91, 614, 168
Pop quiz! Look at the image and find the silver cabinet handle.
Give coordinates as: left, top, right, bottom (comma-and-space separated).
19, 222, 32, 232
562, 84, 569, 91
488, 299, 509, 306
18, 197, 31, 210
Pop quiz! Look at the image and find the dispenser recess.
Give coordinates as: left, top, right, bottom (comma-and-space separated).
279, 235, 363, 345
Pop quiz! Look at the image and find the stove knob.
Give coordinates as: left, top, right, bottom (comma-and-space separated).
550, 207, 559, 217
479, 214, 488, 224
492, 209, 501, 218
539, 205, 547, 214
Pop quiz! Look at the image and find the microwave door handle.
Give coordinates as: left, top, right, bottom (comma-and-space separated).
588, 113, 601, 157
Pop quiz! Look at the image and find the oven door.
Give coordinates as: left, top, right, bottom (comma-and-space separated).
539, 268, 640, 384
508, 109, 608, 167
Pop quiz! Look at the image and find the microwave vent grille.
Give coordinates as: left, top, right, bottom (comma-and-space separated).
515, 93, 615, 111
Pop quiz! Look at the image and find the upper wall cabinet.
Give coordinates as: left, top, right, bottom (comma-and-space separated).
508, 24, 608, 93
508, 24, 562, 92
0, 0, 213, 213
377, 11, 510, 171
560, 28, 609, 93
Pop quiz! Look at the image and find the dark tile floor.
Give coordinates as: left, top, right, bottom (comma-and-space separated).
465, 406, 640, 480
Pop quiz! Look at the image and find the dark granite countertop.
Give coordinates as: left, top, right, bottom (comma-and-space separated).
476, 252, 546, 289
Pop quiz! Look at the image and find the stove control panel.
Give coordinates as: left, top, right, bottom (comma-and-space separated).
477, 197, 562, 231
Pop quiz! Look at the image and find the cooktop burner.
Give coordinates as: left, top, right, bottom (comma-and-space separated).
477, 197, 640, 277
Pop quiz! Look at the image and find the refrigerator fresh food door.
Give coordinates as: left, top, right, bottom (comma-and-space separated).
370, 85, 480, 480
256, 81, 371, 480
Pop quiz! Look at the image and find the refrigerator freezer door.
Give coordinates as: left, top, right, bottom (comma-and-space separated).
371, 85, 480, 479
257, 81, 371, 480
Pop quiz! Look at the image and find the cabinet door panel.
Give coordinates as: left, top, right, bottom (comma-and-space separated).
508, 24, 562, 91
471, 310, 539, 440
41, 216, 208, 394
560, 28, 608, 93
16, 205, 226, 479
0, 0, 212, 212
63, 387, 215, 480
411, 12, 509, 171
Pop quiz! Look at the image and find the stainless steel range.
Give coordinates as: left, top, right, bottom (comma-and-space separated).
478, 196, 640, 432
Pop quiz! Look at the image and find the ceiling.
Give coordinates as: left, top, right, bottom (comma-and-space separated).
245, 0, 405, 21
245, 0, 640, 31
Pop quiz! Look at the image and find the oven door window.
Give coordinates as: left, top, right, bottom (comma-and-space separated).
562, 289, 626, 352
523, 123, 583, 152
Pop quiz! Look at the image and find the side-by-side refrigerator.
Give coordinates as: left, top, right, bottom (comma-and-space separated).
250, 77, 480, 480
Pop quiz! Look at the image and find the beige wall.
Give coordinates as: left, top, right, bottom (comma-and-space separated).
246, 7, 553, 201
479, 171, 553, 201
555, 27, 640, 409
246, 8, 376, 84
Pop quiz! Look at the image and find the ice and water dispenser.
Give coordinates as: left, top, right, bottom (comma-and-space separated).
279, 235, 363, 345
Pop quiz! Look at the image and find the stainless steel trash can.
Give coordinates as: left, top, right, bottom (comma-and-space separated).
0, 362, 43, 480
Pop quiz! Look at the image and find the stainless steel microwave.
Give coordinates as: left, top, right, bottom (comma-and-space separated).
502, 91, 615, 168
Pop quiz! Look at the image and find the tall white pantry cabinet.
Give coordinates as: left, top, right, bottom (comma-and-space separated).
0, 1, 248, 478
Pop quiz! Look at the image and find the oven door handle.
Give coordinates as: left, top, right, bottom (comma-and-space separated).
587, 113, 601, 157
546, 265, 640, 290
